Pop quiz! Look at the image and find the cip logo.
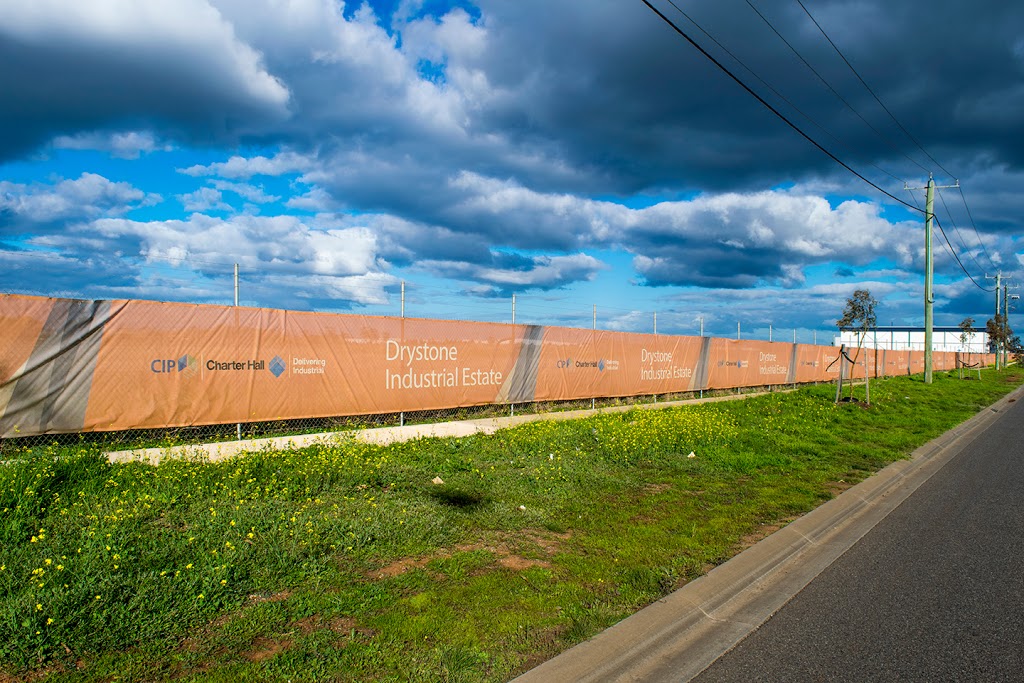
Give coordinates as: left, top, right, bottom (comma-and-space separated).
151, 354, 198, 377
556, 357, 572, 369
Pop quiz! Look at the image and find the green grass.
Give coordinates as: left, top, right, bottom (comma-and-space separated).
2, 369, 1022, 681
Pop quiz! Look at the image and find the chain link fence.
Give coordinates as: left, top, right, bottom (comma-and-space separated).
0, 384, 790, 457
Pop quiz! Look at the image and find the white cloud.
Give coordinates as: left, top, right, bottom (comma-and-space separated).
179, 151, 312, 178
178, 187, 231, 213
416, 252, 608, 293
52, 131, 173, 158
210, 180, 280, 203
285, 186, 334, 211
0, 173, 161, 224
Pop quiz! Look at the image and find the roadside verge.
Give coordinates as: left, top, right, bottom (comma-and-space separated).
512, 383, 1024, 682
104, 391, 773, 464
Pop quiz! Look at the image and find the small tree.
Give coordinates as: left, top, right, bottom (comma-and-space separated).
958, 317, 976, 378
836, 289, 878, 403
986, 315, 1014, 366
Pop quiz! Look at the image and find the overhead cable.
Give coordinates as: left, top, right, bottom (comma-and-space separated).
639, 0, 923, 213
793, 0, 956, 180
744, 0, 930, 176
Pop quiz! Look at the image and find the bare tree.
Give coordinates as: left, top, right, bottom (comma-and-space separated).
836, 289, 878, 403
958, 317, 976, 378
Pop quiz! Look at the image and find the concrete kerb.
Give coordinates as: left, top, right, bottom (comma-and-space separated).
512, 383, 1024, 683
103, 390, 776, 464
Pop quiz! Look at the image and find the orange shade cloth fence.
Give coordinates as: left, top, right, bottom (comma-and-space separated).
0, 294, 993, 438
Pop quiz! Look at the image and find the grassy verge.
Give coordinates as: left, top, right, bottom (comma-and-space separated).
2, 369, 1022, 681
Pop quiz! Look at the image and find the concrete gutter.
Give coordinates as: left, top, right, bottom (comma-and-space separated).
104, 390, 773, 464
512, 384, 1024, 683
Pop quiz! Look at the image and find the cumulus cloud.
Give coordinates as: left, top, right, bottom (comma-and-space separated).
416, 251, 608, 296
0, 173, 161, 228
26, 213, 397, 309
179, 151, 312, 178
177, 187, 231, 213
52, 130, 173, 158
209, 180, 280, 204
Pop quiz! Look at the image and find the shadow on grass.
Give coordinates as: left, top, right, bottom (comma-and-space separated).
427, 485, 487, 509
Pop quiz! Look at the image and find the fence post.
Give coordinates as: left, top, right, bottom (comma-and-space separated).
234, 263, 242, 441
400, 280, 405, 428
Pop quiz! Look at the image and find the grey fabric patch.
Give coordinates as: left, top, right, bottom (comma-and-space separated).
689, 335, 713, 391
497, 325, 545, 404
1, 299, 119, 437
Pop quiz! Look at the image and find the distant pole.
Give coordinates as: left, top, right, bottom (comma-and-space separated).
793, 328, 797, 343
737, 321, 741, 340
814, 330, 817, 345
234, 263, 241, 441
987, 272, 1001, 369
1003, 284, 1009, 368
700, 317, 704, 337
769, 324, 773, 342
653, 311, 657, 335
400, 280, 405, 427
512, 293, 516, 325
593, 304, 597, 330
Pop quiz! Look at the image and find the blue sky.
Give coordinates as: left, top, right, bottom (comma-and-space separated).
2, 0, 1021, 340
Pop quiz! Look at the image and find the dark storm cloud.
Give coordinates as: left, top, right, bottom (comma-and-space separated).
474, 0, 1024, 191
0, 1, 289, 161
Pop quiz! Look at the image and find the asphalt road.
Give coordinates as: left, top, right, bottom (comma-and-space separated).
694, 395, 1024, 683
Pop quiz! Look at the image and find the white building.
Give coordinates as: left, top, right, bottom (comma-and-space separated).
834, 326, 990, 353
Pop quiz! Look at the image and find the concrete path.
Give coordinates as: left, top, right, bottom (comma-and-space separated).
512, 384, 1024, 682
105, 391, 770, 464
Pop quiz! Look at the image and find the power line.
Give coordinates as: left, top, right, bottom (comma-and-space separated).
792, 0, 1005, 278
640, 0, 923, 213
743, 0, 930, 176
957, 184, 998, 271
932, 214, 994, 292
657, 0, 909, 185
936, 188, 987, 277
909, 187, 991, 291
793, 0, 956, 181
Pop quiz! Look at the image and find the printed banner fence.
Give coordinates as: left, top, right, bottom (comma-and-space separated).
0, 294, 995, 438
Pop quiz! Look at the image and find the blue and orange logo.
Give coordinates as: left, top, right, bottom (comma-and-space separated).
151, 354, 198, 377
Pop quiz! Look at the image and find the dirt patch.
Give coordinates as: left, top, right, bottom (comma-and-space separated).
290, 615, 359, 636
370, 528, 570, 579
0, 665, 67, 683
734, 516, 801, 553
242, 637, 291, 663
642, 483, 672, 494
826, 480, 855, 497
245, 589, 292, 605
498, 555, 550, 571
373, 556, 435, 579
